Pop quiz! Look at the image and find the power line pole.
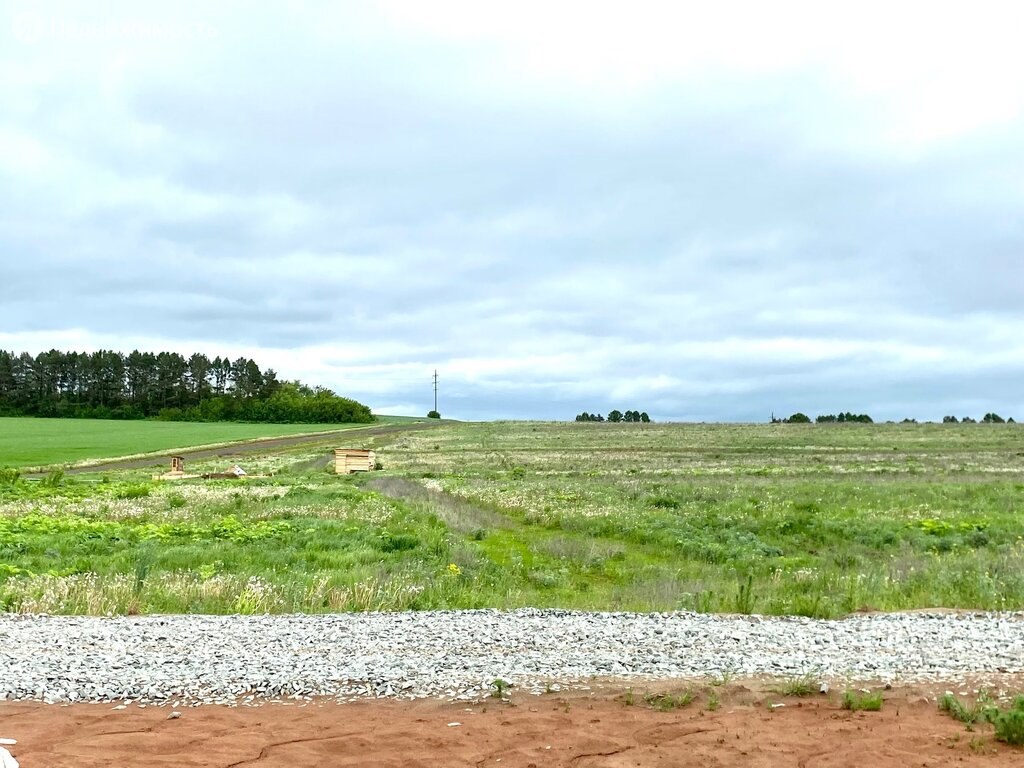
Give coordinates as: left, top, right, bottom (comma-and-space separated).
433, 369, 439, 414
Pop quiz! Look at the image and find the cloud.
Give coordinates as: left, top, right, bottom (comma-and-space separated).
1, 1, 1023, 421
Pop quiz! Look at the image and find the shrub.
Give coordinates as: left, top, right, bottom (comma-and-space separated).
115, 484, 151, 500
427, 410, 441, 419
41, 469, 65, 488
995, 708, 1024, 745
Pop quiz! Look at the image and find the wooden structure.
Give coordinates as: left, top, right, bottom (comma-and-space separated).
334, 448, 376, 474
201, 465, 248, 479
155, 456, 193, 480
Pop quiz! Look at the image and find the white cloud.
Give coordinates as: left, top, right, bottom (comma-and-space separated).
1, 1, 1022, 421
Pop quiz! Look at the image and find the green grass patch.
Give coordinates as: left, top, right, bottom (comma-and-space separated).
842, 690, 884, 711
1, 420, 1023, 615
0, 416, 404, 468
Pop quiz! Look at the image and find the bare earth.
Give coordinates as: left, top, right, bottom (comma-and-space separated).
2, 687, 1020, 767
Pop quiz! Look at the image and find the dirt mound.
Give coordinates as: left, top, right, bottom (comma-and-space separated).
2, 688, 1020, 767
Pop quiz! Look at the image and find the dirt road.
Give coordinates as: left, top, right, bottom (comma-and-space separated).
54, 421, 440, 476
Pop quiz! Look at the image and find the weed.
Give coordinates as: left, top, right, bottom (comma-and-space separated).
623, 688, 634, 706
41, 469, 65, 488
706, 668, 735, 687
779, 672, 819, 697
491, 679, 511, 699
648, 496, 680, 510
734, 573, 755, 614
166, 493, 187, 509
133, 549, 154, 597
707, 690, 720, 711
994, 696, 1024, 745
115, 484, 151, 500
645, 690, 695, 711
938, 692, 998, 726
842, 690, 883, 712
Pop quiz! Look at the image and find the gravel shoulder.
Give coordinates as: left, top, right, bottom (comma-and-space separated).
1, 609, 1021, 706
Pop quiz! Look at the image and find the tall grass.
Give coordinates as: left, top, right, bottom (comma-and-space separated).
0, 421, 1022, 615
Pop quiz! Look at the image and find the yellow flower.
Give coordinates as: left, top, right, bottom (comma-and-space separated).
447, 563, 462, 576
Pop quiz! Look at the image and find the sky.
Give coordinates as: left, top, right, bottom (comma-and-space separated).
1, 1, 1022, 422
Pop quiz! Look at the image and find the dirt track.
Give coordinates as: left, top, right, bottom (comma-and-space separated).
55, 421, 440, 476
2, 688, 1020, 767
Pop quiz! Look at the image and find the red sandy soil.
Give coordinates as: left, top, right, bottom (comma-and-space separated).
1, 687, 1021, 767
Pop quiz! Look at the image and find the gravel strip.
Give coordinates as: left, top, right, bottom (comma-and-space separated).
1, 610, 1021, 705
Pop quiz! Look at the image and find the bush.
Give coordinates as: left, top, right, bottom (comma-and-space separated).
786, 413, 812, 424
427, 410, 441, 419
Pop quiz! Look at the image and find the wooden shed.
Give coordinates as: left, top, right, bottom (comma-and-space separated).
334, 448, 376, 474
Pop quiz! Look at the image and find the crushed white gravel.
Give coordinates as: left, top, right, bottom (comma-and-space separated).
1, 610, 1021, 705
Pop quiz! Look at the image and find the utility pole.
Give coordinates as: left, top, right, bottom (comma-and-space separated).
433, 369, 439, 414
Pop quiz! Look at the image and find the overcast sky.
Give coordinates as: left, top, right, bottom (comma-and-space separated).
1, 2, 1022, 421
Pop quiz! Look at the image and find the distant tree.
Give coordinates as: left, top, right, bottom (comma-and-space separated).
607, 409, 623, 423
786, 412, 812, 423
942, 415, 959, 423
962, 416, 977, 423
982, 412, 1006, 423
1009, 417, 1016, 423
640, 412, 650, 423
427, 410, 441, 419
0, 348, 372, 423
901, 418, 917, 424
825, 411, 873, 424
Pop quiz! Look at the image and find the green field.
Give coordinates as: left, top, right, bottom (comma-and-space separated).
0, 420, 1022, 616
0, 416, 410, 469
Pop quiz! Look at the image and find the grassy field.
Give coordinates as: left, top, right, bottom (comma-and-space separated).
0, 421, 1022, 616
0, 416, 410, 468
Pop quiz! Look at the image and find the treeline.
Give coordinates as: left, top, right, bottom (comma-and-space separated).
0, 349, 374, 424
774, 412, 873, 424
944, 413, 1015, 424
576, 410, 651, 423
774, 411, 1016, 425
815, 412, 873, 424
